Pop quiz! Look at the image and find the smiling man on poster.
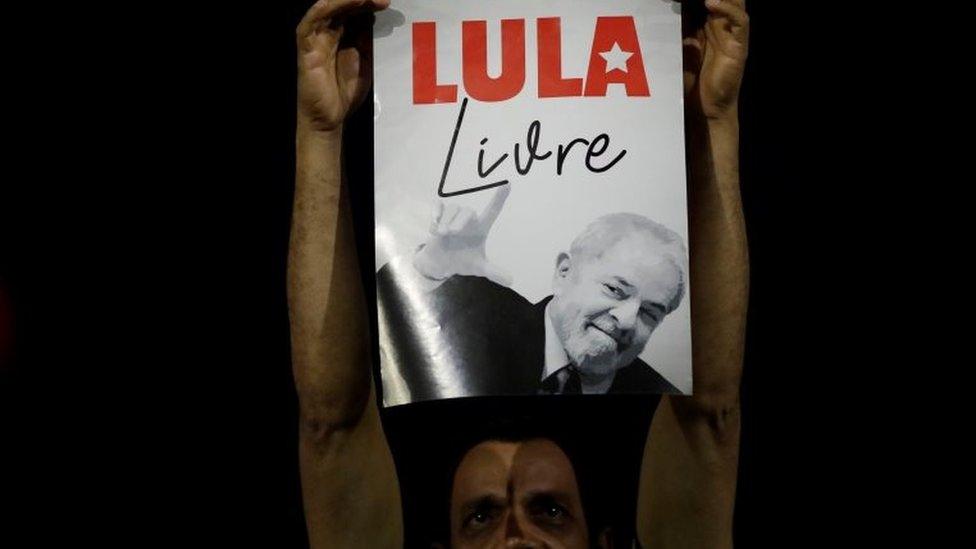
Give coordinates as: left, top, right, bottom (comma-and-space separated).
377, 187, 687, 401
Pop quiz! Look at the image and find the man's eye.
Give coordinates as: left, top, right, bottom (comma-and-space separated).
545, 505, 566, 518
530, 501, 570, 524
603, 283, 624, 297
464, 509, 496, 530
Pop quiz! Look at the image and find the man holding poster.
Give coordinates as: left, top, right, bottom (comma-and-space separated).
289, 0, 749, 546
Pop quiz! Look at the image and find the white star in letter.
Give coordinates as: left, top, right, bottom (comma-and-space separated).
599, 42, 633, 73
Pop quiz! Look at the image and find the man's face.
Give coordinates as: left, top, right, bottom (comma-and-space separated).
549, 236, 682, 378
449, 439, 592, 549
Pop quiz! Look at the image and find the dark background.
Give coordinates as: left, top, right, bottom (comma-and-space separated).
3, 1, 883, 546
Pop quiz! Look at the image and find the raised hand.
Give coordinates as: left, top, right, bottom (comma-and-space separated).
681, 0, 749, 120
297, 0, 390, 132
412, 186, 512, 287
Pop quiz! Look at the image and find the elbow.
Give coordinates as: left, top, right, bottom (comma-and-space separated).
670, 389, 742, 449
294, 371, 373, 447
291, 334, 374, 446
297, 394, 370, 449
704, 398, 741, 448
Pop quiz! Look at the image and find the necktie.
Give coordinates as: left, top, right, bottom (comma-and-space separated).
541, 365, 582, 395
561, 366, 582, 394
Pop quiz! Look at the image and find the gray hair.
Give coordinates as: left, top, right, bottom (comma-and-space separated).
568, 213, 688, 313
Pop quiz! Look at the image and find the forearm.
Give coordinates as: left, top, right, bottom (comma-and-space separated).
289, 119, 403, 548
638, 111, 747, 548
288, 121, 372, 433
683, 110, 749, 416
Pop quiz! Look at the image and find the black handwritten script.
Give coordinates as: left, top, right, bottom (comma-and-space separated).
437, 98, 628, 198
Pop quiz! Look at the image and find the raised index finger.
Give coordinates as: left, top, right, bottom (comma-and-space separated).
476, 185, 511, 233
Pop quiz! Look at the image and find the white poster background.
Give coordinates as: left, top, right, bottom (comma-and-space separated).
374, 0, 692, 396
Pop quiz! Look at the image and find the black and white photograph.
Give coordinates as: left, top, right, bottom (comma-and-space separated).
373, 0, 692, 406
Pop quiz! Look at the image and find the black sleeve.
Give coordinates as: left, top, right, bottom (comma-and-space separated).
611, 359, 682, 395
376, 264, 537, 401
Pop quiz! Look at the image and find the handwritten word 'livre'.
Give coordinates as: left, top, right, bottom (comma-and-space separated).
437, 98, 627, 198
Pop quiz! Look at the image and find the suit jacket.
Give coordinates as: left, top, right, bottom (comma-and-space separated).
377, 264, 679, 403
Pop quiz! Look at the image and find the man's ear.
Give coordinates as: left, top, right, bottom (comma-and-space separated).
596, 526, 614, 549
553, 252, 571, 284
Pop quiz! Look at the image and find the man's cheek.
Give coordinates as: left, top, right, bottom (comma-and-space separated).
581, 297, 614, 321
632, 325, 656, 350
524, 523, 579, 548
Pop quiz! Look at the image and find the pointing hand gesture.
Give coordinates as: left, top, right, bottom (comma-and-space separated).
412, 186, 512, 287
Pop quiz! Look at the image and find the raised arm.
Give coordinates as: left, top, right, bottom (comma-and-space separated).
637, 1, 750, 547
289, 1, 401, 548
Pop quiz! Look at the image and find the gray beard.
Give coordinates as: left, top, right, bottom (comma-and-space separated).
563, 329, 619, 378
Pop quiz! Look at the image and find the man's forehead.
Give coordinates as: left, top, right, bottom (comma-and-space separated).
453, 441, 519, 490
583, 237, 679, 277
515, 441, 580, 489
453, 440, 578, 498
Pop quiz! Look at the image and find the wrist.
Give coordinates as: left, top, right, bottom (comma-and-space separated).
685, 108, 740, 187
413, 241, 488, 281
297, 113, 343, 144
413, 243, 451, 281
687, 105, 738, 134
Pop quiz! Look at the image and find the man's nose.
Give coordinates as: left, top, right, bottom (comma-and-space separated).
503, 539, 540, 549
503, 511, 541, 548
611, 299, 641, 332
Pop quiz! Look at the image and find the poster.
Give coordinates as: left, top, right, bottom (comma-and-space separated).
374, 0, 691, 407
